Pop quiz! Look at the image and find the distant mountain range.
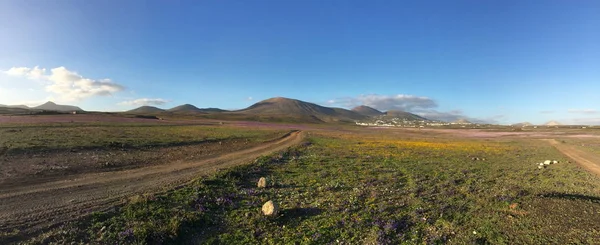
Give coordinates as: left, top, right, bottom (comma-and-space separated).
0, 101, 83, 112
2, 98, 574, 126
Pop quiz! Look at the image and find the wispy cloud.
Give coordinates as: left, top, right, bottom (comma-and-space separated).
118, 98, 169, 106
329, 94, 437, 111
247, 96, 254, 101
568, 109, 598, 114
539, 110, 555, 114
3, 66, 125, 101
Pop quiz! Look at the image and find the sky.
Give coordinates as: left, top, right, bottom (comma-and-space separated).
0, 0, 598, 125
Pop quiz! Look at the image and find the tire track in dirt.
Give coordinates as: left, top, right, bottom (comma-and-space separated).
546, 139, 600, 176
0, 131, 304, 240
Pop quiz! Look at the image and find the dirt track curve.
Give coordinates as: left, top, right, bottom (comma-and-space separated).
546, 139, 600, 176
0, 130, 304, 239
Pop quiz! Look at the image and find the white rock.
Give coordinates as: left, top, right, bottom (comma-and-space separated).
552, 160, 558, 164
262, 200, 279, 216
544, 160, 551, 165
257, 177, 267, 188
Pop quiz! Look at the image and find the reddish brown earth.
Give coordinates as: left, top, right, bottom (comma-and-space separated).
0, 131, 304, 239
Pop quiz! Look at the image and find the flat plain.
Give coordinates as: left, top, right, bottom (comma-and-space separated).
1, 115, 600, 244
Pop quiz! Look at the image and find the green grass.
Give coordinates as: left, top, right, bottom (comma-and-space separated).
24, 134, 600, 244
0, 124, 285, 153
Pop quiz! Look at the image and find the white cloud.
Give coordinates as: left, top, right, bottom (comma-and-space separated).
330, 94, 437, 111
539, 110, 555, 114
568, 109, 598, 114
3, 66, 124, 101
247, 96, 254, 101
118, 98, 169, 106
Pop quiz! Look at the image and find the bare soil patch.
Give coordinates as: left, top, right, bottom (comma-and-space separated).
546, 139, 600, 176
0, 131, 304, 241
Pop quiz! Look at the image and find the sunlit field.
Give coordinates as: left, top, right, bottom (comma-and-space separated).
26, 128, 600, 244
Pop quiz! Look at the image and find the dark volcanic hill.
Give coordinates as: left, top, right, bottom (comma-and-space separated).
127, 106, 165, 114
33, 101, 83, 112
351, 105, 384, 117
199, 108, 228, 113
384, 110, 428, 121
167, 104, 205, 113
238, 97, 366, 122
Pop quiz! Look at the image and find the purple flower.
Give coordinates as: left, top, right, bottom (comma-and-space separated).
384, 221, 399, 232
119, 228, 133, 237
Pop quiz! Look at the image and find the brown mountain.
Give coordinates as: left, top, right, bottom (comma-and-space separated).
127, 106, 165, 114
167, 104, 206, 113
351, 105, 384, 117
33, 101, 83, 112
545, 120, 562, 126
237, 97, 366, 122
198, 108, 228, 113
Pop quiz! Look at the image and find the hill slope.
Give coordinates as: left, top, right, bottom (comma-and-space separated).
127, 106, 165, 114
167, 104, 205, 113
512, 122, 533, 127
351, 105, 384, 117
384, 110, 429, 121
33, 102, 83, 112
238, 97, 366, 122
545, 120, 562, 126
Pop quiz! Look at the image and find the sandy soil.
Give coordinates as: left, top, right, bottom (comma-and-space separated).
0, 131, 304, 240
546, 139, 600, 176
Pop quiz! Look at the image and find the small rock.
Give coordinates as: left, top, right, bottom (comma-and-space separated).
262, 200, 279, 216
544, 160, 551, 165
257, 177, 267, 188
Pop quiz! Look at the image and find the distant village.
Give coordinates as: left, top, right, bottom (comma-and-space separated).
355, 118, 477, 128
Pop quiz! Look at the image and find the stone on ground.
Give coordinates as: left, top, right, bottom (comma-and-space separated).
262, 200, 279, 216
257, 177, 267, 188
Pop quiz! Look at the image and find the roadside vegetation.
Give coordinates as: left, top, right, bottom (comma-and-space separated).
25, 132, 600, 244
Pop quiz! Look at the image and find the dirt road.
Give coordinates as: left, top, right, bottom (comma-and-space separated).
546, 139, 600, 176
0, 131, 304, 239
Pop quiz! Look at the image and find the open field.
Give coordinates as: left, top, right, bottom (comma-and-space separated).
1, 117, 600, 244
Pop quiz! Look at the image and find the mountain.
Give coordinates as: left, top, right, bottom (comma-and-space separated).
545, 120, 562, 126
238, 97, 366, 122
199, 108, 228, 113
511, 122, 533, 127
167, 104, 205, 113
384, 110, 429, 121
127, 106, 165, 114
452, 119, 472, 124
0, 104, 29, 109
32, 101, 83, 112
351, 105, 384, 117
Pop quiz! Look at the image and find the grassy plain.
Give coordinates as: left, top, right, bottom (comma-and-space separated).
23, 127, 600, 244
0, 123, 287, 184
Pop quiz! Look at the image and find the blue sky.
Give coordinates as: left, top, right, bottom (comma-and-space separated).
0, 0, 598, 124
